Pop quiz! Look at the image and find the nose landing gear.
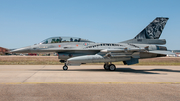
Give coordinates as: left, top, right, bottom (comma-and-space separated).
63, 64, 68, 70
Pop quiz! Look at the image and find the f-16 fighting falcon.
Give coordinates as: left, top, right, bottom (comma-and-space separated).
11, 17, 174, 71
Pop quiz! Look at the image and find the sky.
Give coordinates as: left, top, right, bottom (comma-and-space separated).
0, 0, 180, 50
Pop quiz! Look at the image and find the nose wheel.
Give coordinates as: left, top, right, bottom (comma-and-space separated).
63, 65, 68, 70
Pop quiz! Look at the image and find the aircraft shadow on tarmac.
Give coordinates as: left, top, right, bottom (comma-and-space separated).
28, 67, 180, 74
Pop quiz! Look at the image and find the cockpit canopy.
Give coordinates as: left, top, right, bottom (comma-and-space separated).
39, 37, 93, 44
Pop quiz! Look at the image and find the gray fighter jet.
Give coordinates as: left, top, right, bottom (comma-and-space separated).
11, 17, 174, 71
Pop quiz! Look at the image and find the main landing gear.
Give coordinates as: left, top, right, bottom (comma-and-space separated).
104, 62, 116, 71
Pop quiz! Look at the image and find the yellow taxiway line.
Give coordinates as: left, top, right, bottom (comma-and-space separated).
1, 82, 180, 85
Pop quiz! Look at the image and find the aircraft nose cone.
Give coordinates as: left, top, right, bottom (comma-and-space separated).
10, 46, 31, 53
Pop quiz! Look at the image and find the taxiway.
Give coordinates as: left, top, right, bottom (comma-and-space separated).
0, 65, 180, 83
0, 65, 180, 101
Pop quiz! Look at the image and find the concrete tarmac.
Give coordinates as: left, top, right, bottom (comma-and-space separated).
0, 65, 180, 101
0, 65, 180, 83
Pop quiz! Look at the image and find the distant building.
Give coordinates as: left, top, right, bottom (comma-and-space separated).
176, 53, 180, 57
0, 47, 9, 55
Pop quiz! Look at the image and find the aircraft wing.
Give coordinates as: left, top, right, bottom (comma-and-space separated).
148, 50, 175, 55
100, 47, 148, 53
100, 48, 175, 55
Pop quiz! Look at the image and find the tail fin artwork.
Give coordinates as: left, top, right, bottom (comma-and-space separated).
134, 17, 169, 39
121, 17, 169, 45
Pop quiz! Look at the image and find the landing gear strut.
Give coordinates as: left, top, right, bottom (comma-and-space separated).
104, 62, 116, 71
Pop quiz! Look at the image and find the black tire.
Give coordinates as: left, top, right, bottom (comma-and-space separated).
63, 65, 68, 70
104, 64, 109, 70
109, 64, 116, 71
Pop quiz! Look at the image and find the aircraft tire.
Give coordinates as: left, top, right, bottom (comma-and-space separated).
63, 65, 68, 70
109, 64, 116, 71
104, 64, 109, 70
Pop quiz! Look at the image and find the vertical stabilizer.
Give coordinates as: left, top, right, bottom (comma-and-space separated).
134, 17, 169, 39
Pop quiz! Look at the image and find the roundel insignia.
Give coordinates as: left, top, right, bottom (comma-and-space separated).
83, 43, 88, 46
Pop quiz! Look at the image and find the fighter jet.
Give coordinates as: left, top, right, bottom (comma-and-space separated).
11, 17, 174, 71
